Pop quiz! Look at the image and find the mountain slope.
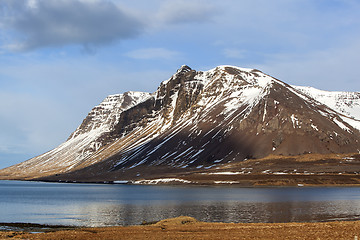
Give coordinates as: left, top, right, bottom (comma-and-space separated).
1, 65, 360, 181
292, 86, 360, 131
0, 91, 151, 179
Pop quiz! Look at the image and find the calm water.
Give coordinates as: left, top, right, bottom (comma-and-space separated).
1, 180, 360, 227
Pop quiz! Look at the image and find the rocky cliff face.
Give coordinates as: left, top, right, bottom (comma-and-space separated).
1, 65, 360, 181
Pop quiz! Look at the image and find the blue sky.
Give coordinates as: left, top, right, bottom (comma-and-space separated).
0, 0, 360, 169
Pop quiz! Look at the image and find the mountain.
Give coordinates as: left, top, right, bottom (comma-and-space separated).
292, 86, 360, 129
1, 65, 360, 183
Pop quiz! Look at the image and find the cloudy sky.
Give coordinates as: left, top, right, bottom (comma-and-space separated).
0, 0, 359, 168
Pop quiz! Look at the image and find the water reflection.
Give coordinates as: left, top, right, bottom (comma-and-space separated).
73, 200, 360, 226
1, 181, 360, 227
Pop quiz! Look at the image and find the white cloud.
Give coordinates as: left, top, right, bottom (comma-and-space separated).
125, 48, 181, 60
26, 0, 38, 9
0, 0, 222, 52
1, 0, 145, 51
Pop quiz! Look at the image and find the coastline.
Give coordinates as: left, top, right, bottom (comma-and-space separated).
3, 177, 360, 188
2, 153, 360, 187
1, 216, 360, 240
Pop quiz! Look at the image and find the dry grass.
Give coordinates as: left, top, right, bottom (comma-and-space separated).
1, 216, 360, 240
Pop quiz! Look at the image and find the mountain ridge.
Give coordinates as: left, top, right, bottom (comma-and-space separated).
1, 65, 360, 183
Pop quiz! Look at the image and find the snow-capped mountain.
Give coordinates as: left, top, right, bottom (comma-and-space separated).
1, 65, 360, 181
292, 86, 360, 130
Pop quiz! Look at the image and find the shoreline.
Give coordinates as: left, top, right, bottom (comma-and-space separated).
1, 217, 360, 239
0, 222, 77, 233
3, 178, 360, 188
2, 153, 360, 186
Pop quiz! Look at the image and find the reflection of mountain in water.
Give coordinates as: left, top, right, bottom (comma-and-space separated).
75, 201, 360, 226
2, 181, 360, 226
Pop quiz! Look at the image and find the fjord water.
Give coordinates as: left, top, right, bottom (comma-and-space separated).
1, 180, 360, 227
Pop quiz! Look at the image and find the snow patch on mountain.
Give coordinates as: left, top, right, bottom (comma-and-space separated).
293, 86, 360, 131
69, 91, 152, 139
293, 86, 360, 120
133, 178, 192, 184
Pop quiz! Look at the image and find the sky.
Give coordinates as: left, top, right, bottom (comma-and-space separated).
0, 0, 360, 169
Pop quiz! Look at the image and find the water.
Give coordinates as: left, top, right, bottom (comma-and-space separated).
1, 180, 360, 227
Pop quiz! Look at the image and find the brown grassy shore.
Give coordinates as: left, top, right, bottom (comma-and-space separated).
1, 216, 360, 240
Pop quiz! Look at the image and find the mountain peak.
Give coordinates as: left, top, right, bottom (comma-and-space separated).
216, 65, 254, 72
176, 65, 192, 74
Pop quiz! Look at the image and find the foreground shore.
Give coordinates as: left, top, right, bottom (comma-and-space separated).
1, 216, 360, 240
